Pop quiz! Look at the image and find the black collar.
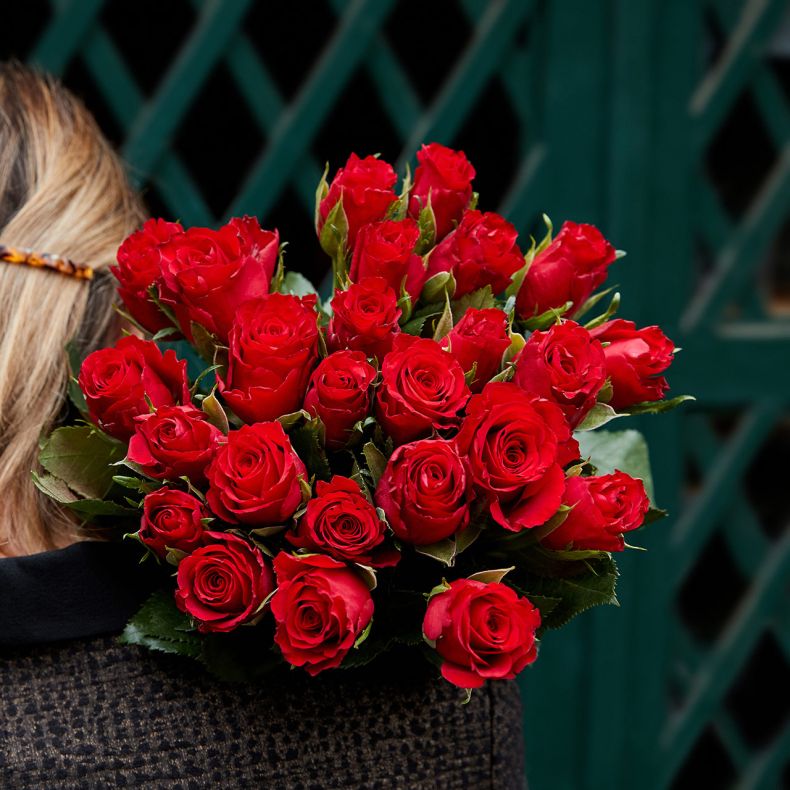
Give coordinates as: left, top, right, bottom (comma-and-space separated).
0, 541, 165, 647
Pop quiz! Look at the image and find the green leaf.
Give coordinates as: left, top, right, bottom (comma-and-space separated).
290, 418, 331, 481
421, 271, 456, 303
450, 285, 495, 324
623, 395, 695, 416
401, 315, 428, 336
574, 402, 625, 431
279, 271, 318, 297
202, 387, 229, 434
467, 567, 514, 584
523, 593, 562, 620
415, 198, 436, 255
512, 552, 619, 629
190, 322, 221, 365
119, 590, 203, 658
576, 428, 655, 502
362, 441, 388, 487
32, 471, 136, 519
432, 292, 454, 342
39, 426, 125, 500
520, 301, 574, 331
415, 537, 457, 566
276, 409, 311, 430
314, 162, 329, 231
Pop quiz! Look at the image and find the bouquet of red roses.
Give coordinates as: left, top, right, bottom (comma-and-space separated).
36, 143, 689, 690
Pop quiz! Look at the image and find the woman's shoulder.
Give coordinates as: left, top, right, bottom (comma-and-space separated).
0, 540, 164, 647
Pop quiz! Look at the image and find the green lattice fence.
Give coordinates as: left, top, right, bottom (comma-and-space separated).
8, 0, 789, 787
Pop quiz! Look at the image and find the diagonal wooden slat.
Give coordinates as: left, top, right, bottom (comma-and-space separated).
662, 529, 790, 782
734, 720, 790, 790
396, 0, 534, 171
123, 0, 254, 180
32, 0, 106, 75
230, 0, 397, 219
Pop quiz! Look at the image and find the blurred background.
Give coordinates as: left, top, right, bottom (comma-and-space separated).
4, 1, 789, 787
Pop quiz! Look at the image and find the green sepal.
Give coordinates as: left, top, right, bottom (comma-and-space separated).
279, 271, 318, 298
415, 196, 437, 255
574, 402, 625, 431
583, 290, 621, 329
432, 292, 454, 342
289, 417, 331, 480
314, 162, 330, 232
520, 301, 573, 331
362, 441, 388, 487
623, 395, 695, 416
201, 386, 229, 434
421, 270, 456, 304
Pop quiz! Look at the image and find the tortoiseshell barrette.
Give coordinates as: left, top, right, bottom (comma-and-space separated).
0, 244, 94, 280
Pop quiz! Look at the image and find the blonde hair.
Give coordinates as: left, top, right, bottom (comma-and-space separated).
0, 63, 144, 556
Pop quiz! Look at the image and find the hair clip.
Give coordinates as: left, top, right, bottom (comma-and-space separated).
0, 244, 94, 280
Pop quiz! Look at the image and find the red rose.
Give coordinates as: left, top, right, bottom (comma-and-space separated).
327, 277, 401, 362
589, 319, 674, 409
318, 153, 398, 249
175, 532, 274, 633
288, 476, 399, 567
426, 210, 524, 297
513, 321, 607, 427
303, 351, 377, 450
271, 552, 374, 675
455, 382, 567, 532
139, 487, 208, 557
442, 307, 510, 393
218, 293, 319, 424
516, 221, 615, 319
375, 335, 470, 445
112, 218, 183, 333
78, 336, 190, 441
127, 405, 223, 483
408, 143, 475, 241
542, 471, 649, 552
423, 579, 540, 688
375, 439, 470, 545
206, 422, 307, 526
159, 216, 279, 342
349, 219, 426, 300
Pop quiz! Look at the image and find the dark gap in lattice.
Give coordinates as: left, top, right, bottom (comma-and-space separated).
768, 56, 790, 102
172, 62, 265, 219
724, 633, 789, 748
139, 184, 174, 226
452, 76, 521, 213
266, 185, 328, 287
704, 90, 777, 220
0, 0, 50, 61
312, 67, 402, 172
670, 726, 736, 790
701, 6, 726, 70
61, 57, 125, 147
761, 215, 790, 318
100, 0, 194, 97
743, 417, 790, 540
383, 0, 472, 104
676, 531, 747, 644
245, 0, 335, 102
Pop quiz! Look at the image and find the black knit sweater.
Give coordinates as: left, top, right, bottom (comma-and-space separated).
0, 542, 526, 789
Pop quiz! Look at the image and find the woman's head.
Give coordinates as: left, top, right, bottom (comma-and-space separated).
0, 63, 144, 555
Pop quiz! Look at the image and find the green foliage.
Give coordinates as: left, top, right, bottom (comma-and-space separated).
623, 395, 695, 415
279, 271, 318, 297
574, 402, 624, 431
119, 590, 203, 658
450, 285, 496, 324
576, 428, 655, 501
39, 425, 125, 500
290, 418, 331, 480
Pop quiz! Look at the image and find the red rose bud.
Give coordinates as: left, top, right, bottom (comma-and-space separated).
175, 532, 274, 633
78, 336, 190, 441
589, 319, 674, 409
318, 153, 398, 251
456, 382, 568, 532
542, 471, 649, 552
206, 422, 307, 526
219, 293, 319, 424
303, 351, 377, 450
408, 143, 476, 241
423, 579, 540, 689
513, 321, 607, 428
159, 216, 279, 343
375, 439, 470, 545
112, 218, 183, 333
426, 210, 524, 298
516, 221, 616, 319
376, 335, 470, 445
350, 218, 427, 301
442, 307, 510, 393
327, 277, 401, 362
139, 487, 208, 557
288, 476, 399, 567
271, 552, 374, 675
127, 405, 223, 483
